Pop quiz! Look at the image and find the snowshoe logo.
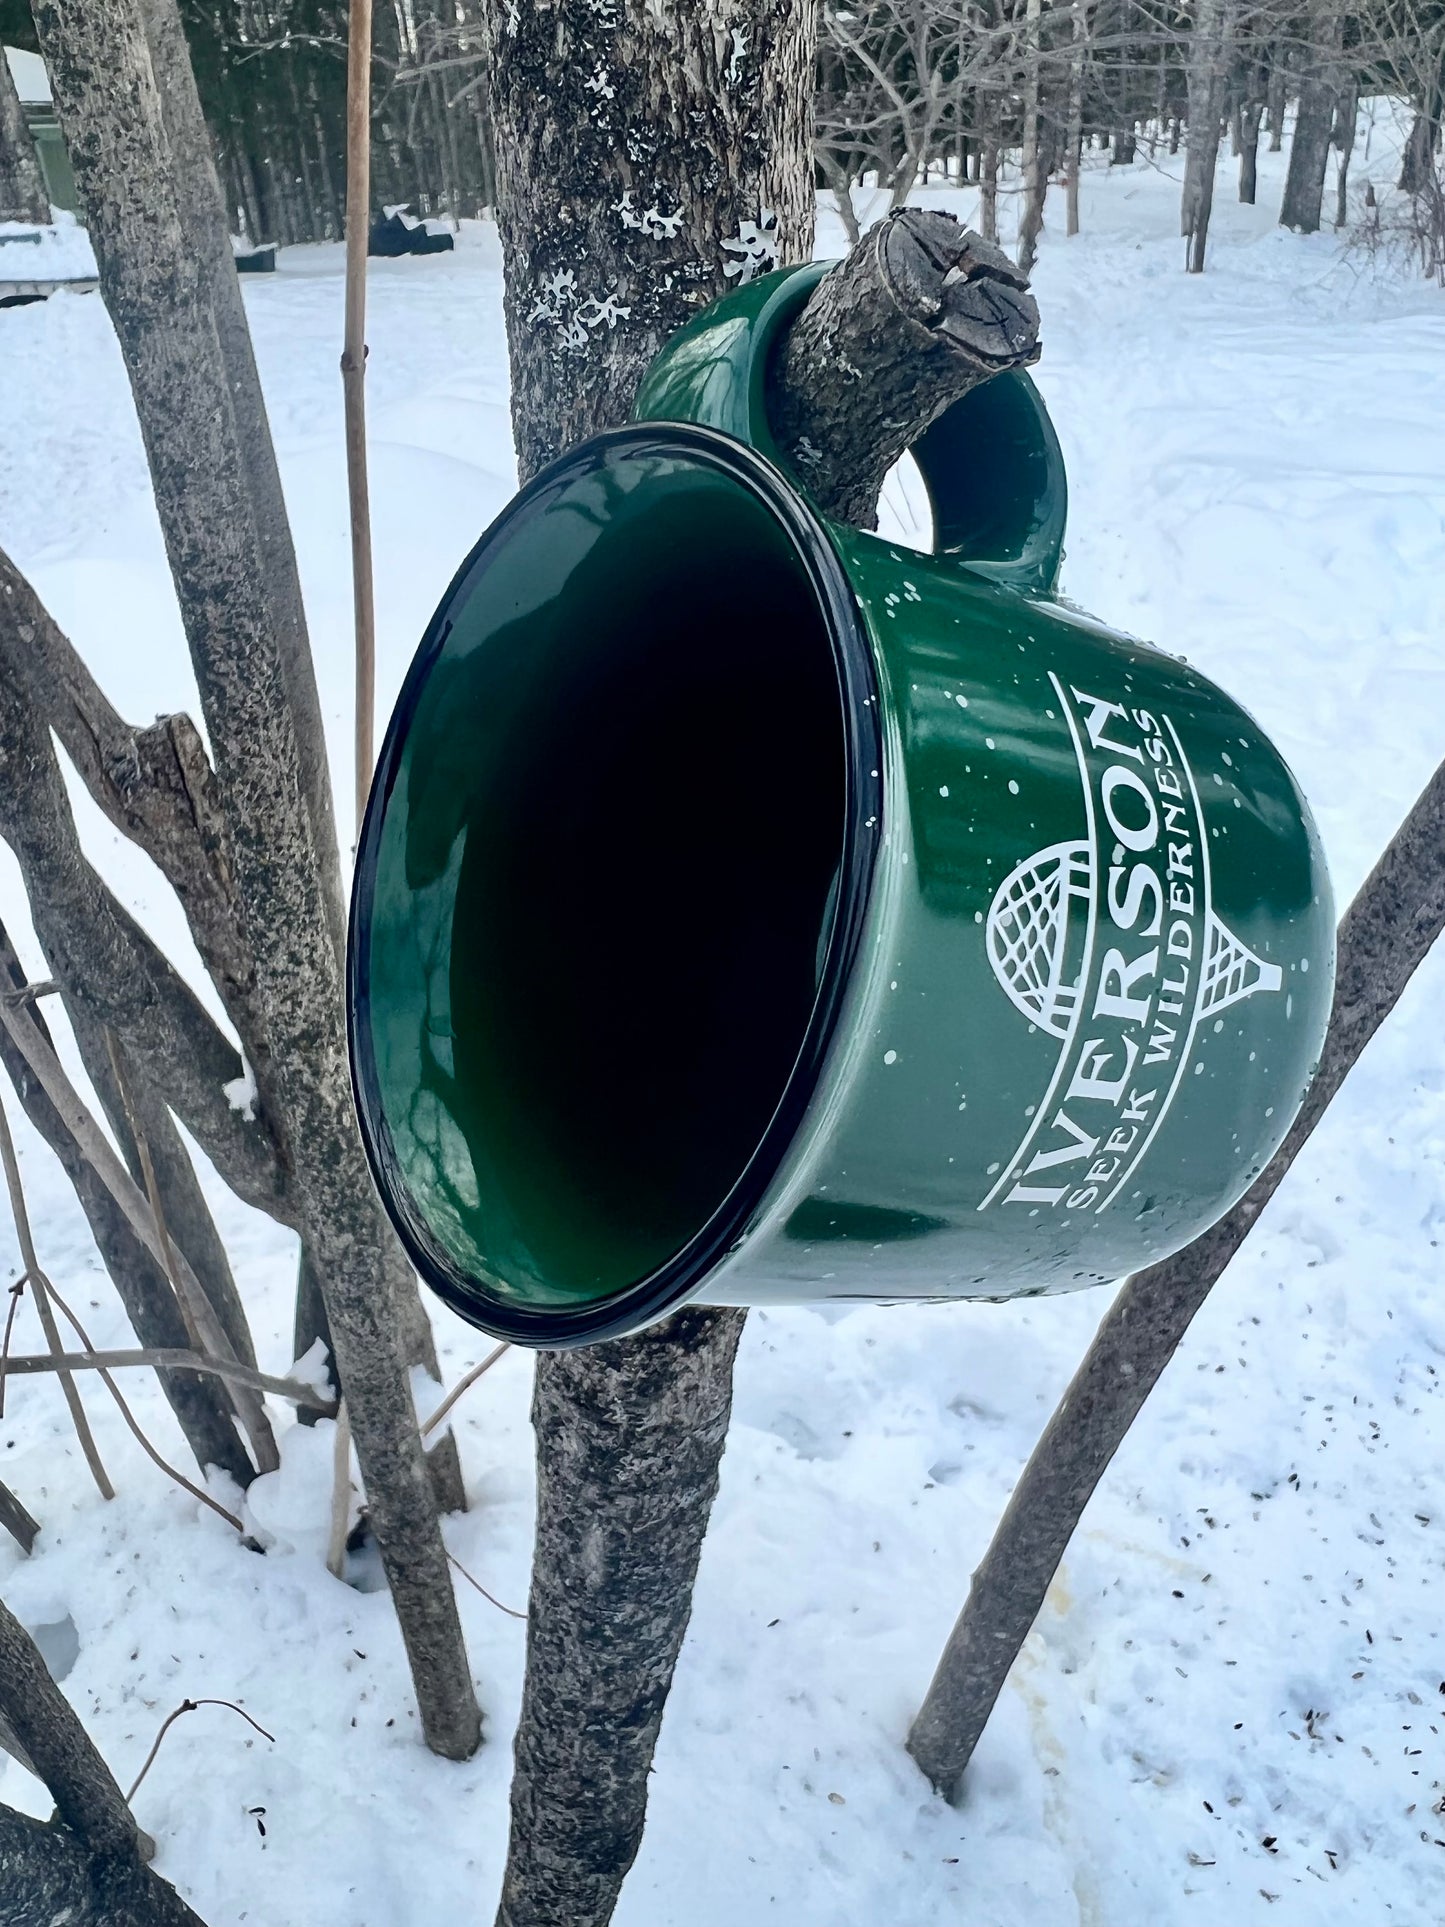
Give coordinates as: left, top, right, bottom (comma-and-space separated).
979, 673, 1282, 1217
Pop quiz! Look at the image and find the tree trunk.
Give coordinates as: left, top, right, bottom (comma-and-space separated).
1239, 96, 1263, 202
1065, 0, 1090, 238
31, 0, 479, 1758
1266, 57, 1286, 150
1333, 80, 1356, 229
0, 1602, 208, 1925
485, 3, 811, 1911
1399, 86, 1442, 195
485, 15, 1050, 1923
1016, 0, 1046, 275
0, 1807, 207, 1927
980, 128, 1001, 243
0, 43, 50, 223
1180, 0, 1231, 271
1280, 4, 1343, 233
907, 726, 1445, 1803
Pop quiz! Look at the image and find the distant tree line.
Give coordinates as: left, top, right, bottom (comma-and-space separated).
178, 0, 496, 243
2, 0, 1442, 260
816, 0, 1445, 273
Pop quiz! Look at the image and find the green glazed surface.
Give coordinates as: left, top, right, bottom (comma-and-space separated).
349, 265, 1334, 1343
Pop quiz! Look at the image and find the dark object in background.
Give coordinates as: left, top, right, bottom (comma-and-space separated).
234, 243, 276, 274
368, 207, 454, 258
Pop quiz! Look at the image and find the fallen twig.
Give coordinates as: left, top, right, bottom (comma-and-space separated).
421, 1341, 511, 1441
448, 1550, 525, 1621
125, 1696, 275, 1804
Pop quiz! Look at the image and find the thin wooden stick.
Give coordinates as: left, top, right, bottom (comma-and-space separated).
102, 1030, 277, 1473
0, 1095, 113, 1500
1, 1347, 335, 1414
125, 1696, 275, 1804
326, 1399, 352, 1580
344, 0, 376, 840
420, 1341, 510, 1440
42, 1274, 243, 1534
447, 1549, 525, 1621
103, 1031, 197, 1350
0, 992, 278, 1474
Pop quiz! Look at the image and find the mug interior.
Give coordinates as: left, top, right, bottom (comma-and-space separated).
350, 428, 880, 1340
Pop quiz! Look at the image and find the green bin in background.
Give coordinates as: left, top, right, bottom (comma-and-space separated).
347, 262, 1334, 1347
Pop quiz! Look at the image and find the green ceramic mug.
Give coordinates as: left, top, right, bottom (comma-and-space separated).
348, 263, 1334, 1348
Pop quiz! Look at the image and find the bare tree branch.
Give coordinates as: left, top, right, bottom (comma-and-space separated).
0, 548, 251, 1031
0, 1479, 39, 1554
0, 1604, 208, 1925
907, 738, 1445, 1800
0, 652, 290, 1221
0, 1347, 334, 1413
771, 212, 1041, 527
0, 1097, 113, 1502
40, 1272, 246, 1534
0, 922, 256, 1486
0, 969, 279, 1475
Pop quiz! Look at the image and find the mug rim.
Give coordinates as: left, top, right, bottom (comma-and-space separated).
347, 419, 885, 1348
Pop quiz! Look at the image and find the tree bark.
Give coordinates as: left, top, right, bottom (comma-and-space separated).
485, 3, 811, 1919
136, 0, 345, 973
1238, 95, 1263, 202
907, 730, 1445, 1802
496, 1309, 746, 1927
1280, 3, 1343, 233
0, 41, 50, 223
1181, 0, 1231, 271
487, 0, 816, 478
0, 574, 289, 1223
486, 10, 1047, 1923
0, 1806, 207, 1927
979, 126, 1001, 242
1064, 0, 1091, 238
0, 1603, 207, 1925
1399, 85, 1442, 196
1266, 56, 1286, 151
1016, 0, 1046, 274
31, 0, 478, 1758
1333, 80, 1356, 229
770, 213, 1041, 528
0, 1481, 39, 1554
0, 1599, 139, 1859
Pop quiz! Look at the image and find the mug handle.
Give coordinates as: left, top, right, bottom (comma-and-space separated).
633, 261, 1068, 599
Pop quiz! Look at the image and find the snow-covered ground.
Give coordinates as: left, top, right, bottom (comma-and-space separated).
2, 112, 1444, 1927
